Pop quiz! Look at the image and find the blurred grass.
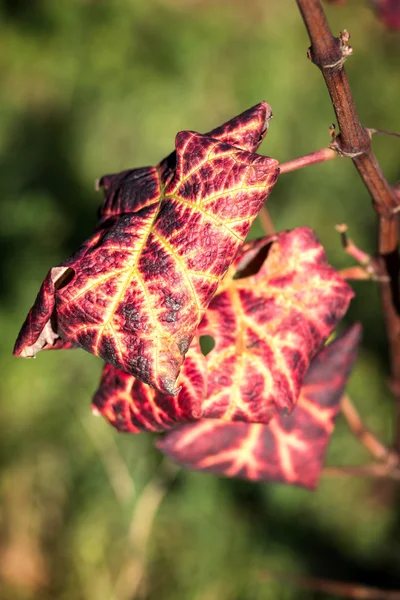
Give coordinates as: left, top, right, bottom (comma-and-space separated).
1, 0, 400, 599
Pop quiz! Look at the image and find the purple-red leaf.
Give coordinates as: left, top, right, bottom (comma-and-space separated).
158, 101, 272, 182
92, 337, 206, 433
91, 226, 354, 436
157, 324, 362, 489
14, 103, 279, 395
198, 227, 354, 424
372, 0, 400, 29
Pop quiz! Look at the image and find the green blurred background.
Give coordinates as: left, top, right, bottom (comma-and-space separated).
1, 1, 400, 598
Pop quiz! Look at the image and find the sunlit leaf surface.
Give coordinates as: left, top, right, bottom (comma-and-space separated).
198, 227, 354, 423
92, 227, 354, 437
92, 337, 206, 432
157, 324, 362, 489
14, 103, 279, 394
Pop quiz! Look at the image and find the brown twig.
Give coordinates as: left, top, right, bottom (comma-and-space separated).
367, 127, 400, 140
323, 391, 400, 481
260, 569, 400, 599
335, 224, 391, 281
259, 205, 275, 235
340, 394, 399, 465
338, 266, 371, 281
324, 463, 400, 481
296, 0, 400, 452
336, 224, 371, 267
335, 225, 392, 284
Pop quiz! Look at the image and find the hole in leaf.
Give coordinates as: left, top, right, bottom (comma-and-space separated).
234, 240, 274, 280
54, 268, 75, 290
200, 335, 215, 356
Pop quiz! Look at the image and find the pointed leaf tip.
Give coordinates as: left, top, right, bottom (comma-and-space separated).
92, 337, 206, 433
206, 101, 273, 153
158, 101, 274, 180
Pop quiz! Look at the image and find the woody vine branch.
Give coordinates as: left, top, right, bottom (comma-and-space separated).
296, 0, 400, 452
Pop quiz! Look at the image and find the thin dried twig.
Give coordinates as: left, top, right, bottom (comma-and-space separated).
324, 463, 400, 481
259, 205, 275, 235
340, 394, 398, 465
335, 224, 389, 282
296, 0, 400, 452
336, 224, 371, 267
367, 127, 400, 140
338, 266, 371, 281
260, 569, 400, 599
322, 395, 400, 481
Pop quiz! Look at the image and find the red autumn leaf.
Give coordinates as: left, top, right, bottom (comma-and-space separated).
13, 103, 279, 395
92, 337, 206, 433
372, 0, 400, 29
91, 226, 353, 435
99, 101, 273, 222
198, 227, 354, 424
157, 323, 362, 489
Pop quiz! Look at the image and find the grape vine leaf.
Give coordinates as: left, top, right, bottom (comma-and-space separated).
198, 227, 354, 424
374, 0, 400, 29
92, 337, 206, 432
157, 323, 362, 489
91, 227, 354, 434
13, 102, 279, 395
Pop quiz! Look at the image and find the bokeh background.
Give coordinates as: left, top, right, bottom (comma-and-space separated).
1, 1, 400, 598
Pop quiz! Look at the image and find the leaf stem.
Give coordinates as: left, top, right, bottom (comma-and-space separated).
260, 147, 338, 235
279, 146, 337, 174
